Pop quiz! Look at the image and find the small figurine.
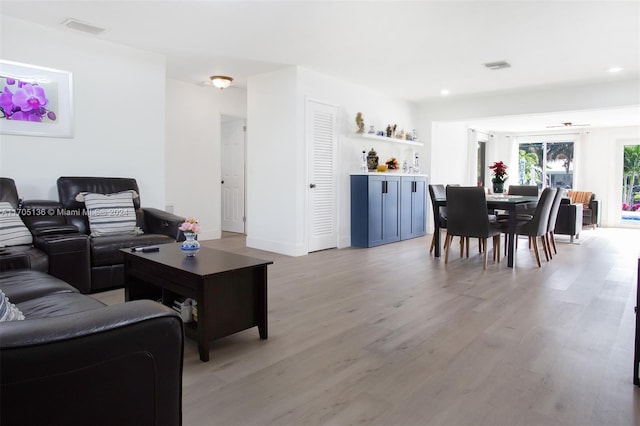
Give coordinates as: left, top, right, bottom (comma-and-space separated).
368, 125, 375, 134
386, 125, 392, 137
367, 148, 379, 171
355, 112, 365, 134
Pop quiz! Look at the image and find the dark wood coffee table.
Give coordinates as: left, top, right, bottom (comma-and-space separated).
123, 244, 273, 362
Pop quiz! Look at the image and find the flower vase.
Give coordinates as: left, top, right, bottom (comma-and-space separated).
181, 233, 200, 257
493, 181, 505, 194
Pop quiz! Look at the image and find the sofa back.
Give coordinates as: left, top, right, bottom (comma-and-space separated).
57, 177, 143, 235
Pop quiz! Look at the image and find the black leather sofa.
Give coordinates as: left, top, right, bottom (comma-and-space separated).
0, 267, 184, 426
1, 177, 90, 290
55, 176, 185, 293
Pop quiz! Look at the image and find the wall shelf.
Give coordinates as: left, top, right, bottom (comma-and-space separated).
355, 133, 423, 147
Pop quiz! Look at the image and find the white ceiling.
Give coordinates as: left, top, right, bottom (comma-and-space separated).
2, 0, 639, 131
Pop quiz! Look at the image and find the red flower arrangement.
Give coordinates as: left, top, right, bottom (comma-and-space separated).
489, 161, 508, 183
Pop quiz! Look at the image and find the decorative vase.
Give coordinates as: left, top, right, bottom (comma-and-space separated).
493, 180, 505, 194
181, 233, 200, 257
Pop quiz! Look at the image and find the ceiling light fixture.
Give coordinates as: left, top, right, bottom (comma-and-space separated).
483, 61, 511, 70
608, 66, 623, 73
440, 89, 450, 96
210, 75, 233, 90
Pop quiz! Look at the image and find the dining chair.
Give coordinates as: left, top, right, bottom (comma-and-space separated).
507, 185, 539, 196
444, 186, 501, 269
428, 184, 447, 254
546, 188, 567, 257
509, 187, 557, 267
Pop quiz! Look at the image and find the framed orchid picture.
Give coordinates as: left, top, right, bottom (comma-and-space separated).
0, 60, 73, 138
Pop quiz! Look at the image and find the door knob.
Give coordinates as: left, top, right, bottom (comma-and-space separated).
309, 183, 316, 188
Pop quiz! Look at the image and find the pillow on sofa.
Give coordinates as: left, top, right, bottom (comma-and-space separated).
0, 290, 25, 322
82, 191, 141, 237
0, 201, 33, 247
568, 190, 593, 210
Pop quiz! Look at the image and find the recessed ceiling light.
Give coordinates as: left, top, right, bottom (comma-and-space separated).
608, 66, 623, 73
440, 89, 450, 96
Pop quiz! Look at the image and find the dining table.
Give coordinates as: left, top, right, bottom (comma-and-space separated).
432, 194, 539, 267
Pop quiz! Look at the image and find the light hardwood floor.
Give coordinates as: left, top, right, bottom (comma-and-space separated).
95, 228, 640, 426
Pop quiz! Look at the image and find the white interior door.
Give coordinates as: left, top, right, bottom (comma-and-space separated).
221, 115, 246, 234
307, 99, 338, 252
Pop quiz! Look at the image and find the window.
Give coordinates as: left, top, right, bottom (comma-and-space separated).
517, 138, 575, 189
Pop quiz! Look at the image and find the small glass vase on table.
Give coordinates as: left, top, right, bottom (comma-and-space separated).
179, 217, 200, 257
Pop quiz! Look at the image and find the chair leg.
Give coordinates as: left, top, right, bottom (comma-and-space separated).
545, 233, 553, 259
429, 234, 435, 254
550, 231, 557, 254
445, 234, 452, 264
466, 237, 470, 258
493, 235, 501, 263
459, 237, 464, 257
531, 237, 542, 267
541, 236, 550, 262
482, 238, 488, 269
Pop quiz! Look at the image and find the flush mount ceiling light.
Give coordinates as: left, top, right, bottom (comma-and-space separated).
608, 66, 623, 73
210, 75, 233, 90
61, 18, 105, 35
483, 61, 511, 70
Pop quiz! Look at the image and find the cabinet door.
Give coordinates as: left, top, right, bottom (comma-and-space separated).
368, 176, 386, 246
412, 177, 427, 237
400, 177, 427, 240
382, 176, 401, 244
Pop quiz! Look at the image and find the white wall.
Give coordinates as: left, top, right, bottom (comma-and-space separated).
165, 79, 247, 240
246, 66, 420, 255
0, 16, 167, 207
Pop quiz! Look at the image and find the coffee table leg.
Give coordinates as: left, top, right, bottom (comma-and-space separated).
256, 265, 268, 340
198, 340, 210, 362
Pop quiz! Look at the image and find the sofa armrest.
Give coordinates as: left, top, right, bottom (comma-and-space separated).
0, 300, 183, 426
142, 207, 185, 241
33, 233, 91, 293
19, 200, 69, 232
590, 198, 601, 226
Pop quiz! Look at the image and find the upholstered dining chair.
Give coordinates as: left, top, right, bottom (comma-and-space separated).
509, 187, 557, 267
546, 188, 567, 257
428, 184, 447, 254
444, 186, 502, 269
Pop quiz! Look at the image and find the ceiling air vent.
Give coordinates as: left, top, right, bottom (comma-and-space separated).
483, 61, 511, 70
61, 18, 105, 35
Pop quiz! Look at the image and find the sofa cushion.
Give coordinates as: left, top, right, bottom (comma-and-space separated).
91, 234, 174, 267
568, 190, 593, 210
18, 292, 106, 319
0, 290, 25, 322
82, 192, 140, 237
0, 269, 77, 304
0, 202, 33, 247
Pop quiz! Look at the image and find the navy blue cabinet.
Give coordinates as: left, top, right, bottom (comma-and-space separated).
400, 176, 427, 240
351, 174, 427, 248
351, 175, 400, 247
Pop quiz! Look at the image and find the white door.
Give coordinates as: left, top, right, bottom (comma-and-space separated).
221, 115, 246, 234
307, 100, 339, 252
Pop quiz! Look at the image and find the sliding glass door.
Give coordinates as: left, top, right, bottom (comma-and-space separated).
622, 144, 640, 225
517, 138, 575, 189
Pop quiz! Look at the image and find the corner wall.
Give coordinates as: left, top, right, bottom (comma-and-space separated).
0, 16, 167, 207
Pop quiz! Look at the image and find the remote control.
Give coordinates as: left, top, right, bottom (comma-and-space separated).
141, 247, 160, 253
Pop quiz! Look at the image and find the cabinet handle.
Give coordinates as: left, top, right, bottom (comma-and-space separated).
382, 181, 387, 194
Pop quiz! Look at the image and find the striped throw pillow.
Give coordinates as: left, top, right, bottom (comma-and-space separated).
0, 201, 33, 247
0, 290, 25, 322
83, 191, 139, 237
